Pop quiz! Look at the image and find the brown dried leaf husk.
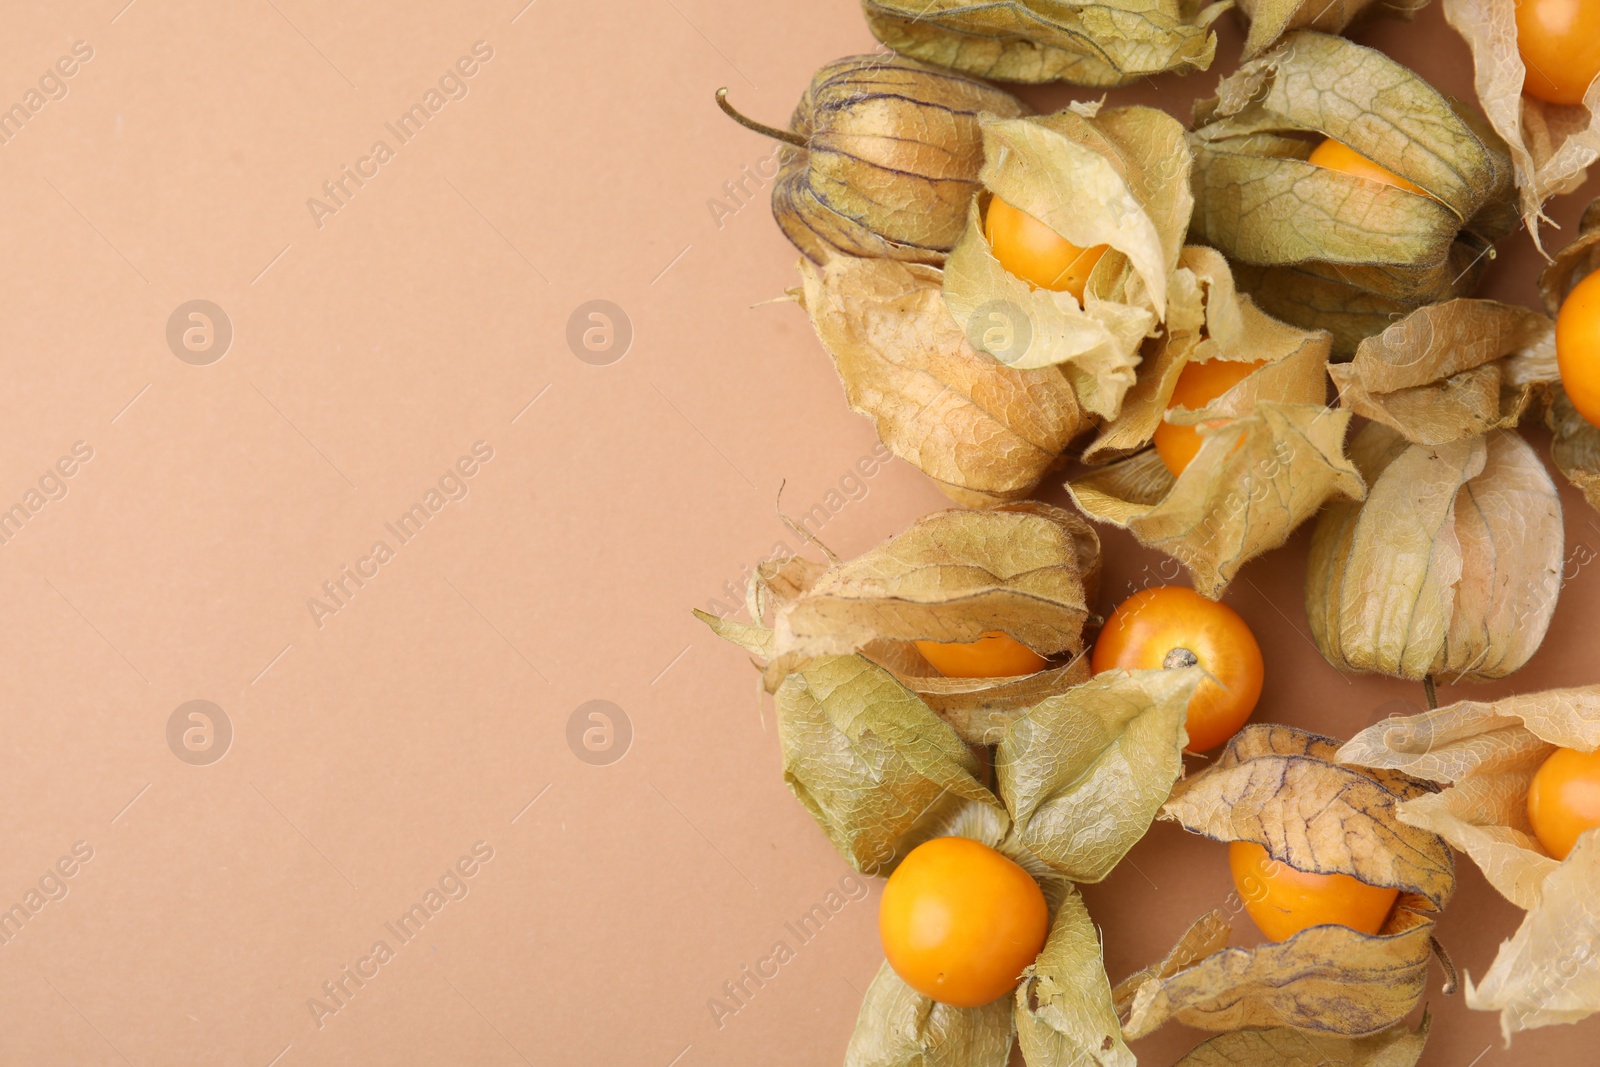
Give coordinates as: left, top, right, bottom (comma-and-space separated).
1172, 1013, 1431, 1066
775, 655, 1006, 877
860, 0, 1224, 87
1330, 299, 1555, 446
1338, 686, 1600, 908
771, 54, 1031, 266
1121, 725, 1453, 1039
1164, 725, 1455, 907
997, 666, 1203, 882
1305, 424, 1563, 682
1188, 31, 1515, 352
1013, 885, 1136, 1066
773, 502, 1100, 660
1444, 0, 1600, 253
1234, 0, 1429, 59
1339, 689, 1600, 1038
1068, 364, 1356, 598
1124, 893, 1440, 1038
797, 253, 1087, 505
845, 960, 1015, 1067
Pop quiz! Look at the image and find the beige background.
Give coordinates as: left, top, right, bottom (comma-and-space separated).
0, 0, 1593, 1064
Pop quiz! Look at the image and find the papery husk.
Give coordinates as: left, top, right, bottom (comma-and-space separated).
1539, 197, 1600, 311
1305, 423, 1563, 683
753, 54, 1030, 266
1465, 834, 1600, 1039
1338, 687, 1600, 908
1081, 244, 1326, 463
1444, 0, 1600, 253
1014, 885, 1136, 1066
1111, 909, 1231, 1016
772, 502, 1100, 660
1234, 0, 1428, 60
1189, 32, 1516, 353
1538, 202, 1600, 510
1122, 725, 1453, 1039
1545, 385, 1600, 512
1172, 1014, 1430, 1066
797, 253, 1087, 505
846, 960, 1015, 1067
997, 667, 1202, 882
943, 106, 1192, 421
1339, 689, 1600, 1038
886, 654, 1094, 746
696, 504, 1101, 740
1330, 299, 1555, 446
859, 0, 1225, 87
1068, 295, 1361, 596
775, 655, 1006, 876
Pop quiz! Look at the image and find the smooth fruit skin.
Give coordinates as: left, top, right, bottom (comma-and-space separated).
1527, 746, 1600, 860
984, 195, 1107, 301
914, 631, 1048, 678
1091, 586, 1264, 752
1557, 270, 1600, 428
1152, 358, 1266, 477
879, 836, 1049, 1007
1228, 841, 1400, 942
1515, 0, 1600, 106
1307, 139, 1425, 195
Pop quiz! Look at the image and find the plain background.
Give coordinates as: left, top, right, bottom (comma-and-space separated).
0, 0, 1594, 1064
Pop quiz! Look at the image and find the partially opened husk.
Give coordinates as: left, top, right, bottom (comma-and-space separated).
1172, 1014, 1430, 1066
1120, 725, 1454, 1039
1444, 0, 1600, 252
817, 668, 1205, 1060
696, 504, 1101, 742
1234, 0, 1429, 59
997, 666, 1203, 881
942, 106, 1192, 422
1339, 688, 1600, 1038
1540, 199, 1600, 509
1188, 32, 1516, 354
885, 658, 1092, 746
1330, 298, 1555, 446
774, 503, 1100, 659
1068, 255, 1362, 596
797, 253, 1087, 505
1305, 423, 1563, 682
859, 0, 1225, 87
750, 54, 1030, 266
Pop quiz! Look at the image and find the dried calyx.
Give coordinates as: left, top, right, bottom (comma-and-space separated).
859, 0, 1225, 87
716, 54, 1028, 266
1188, 32, 1515, 354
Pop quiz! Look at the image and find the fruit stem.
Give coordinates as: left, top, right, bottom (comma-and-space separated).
1163, 647, 1200, 670
1430, 935, 1458, 994
716, 88, 806, 149
1423, 675, 1437, 710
